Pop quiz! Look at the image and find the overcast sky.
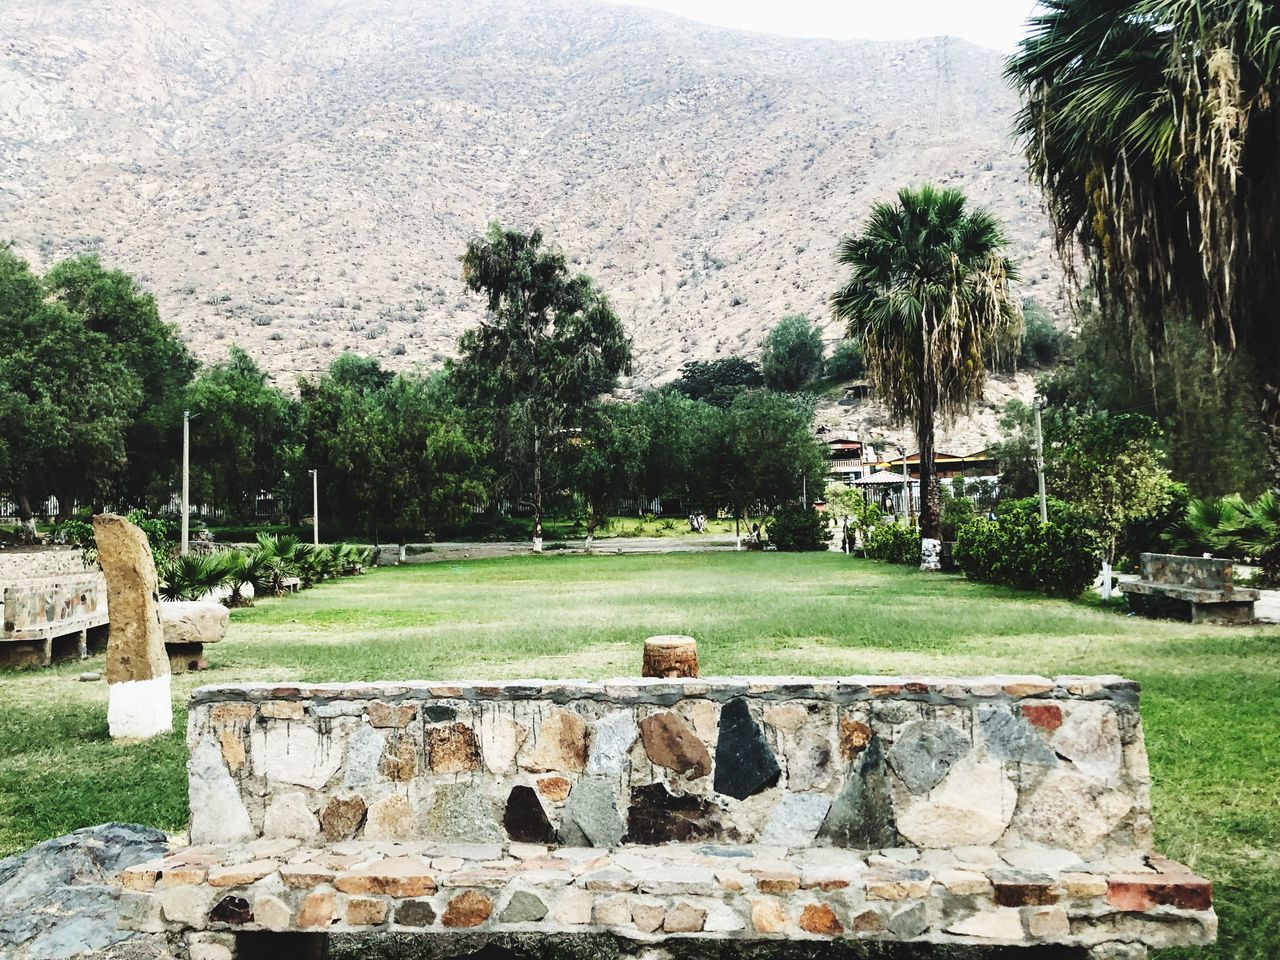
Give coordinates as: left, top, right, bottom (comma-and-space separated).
603, 0, 1041, 52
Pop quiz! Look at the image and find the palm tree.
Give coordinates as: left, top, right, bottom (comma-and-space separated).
1007, 0, 1280, 477
832, 185, 1022, 570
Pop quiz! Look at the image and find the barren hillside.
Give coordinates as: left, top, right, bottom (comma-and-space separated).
1, 0, 1059, 443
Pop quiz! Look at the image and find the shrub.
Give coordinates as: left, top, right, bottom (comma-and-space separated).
826, 340, 864, 381
940, 483, 976, 541
953, 503, 1099, 598
767, 506, 831, 552
864, 523, 921, 565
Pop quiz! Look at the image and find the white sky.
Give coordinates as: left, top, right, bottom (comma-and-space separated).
602, 0, 1041, 52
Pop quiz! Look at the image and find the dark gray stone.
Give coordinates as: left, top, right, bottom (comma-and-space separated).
423, 705, 457, 723
394, 899, 437, 927
979, 705, 1057, 766
713, 698, 781, 800
559, 777, 626, 848
886, 720, 971, 794
0, 823, 169, 960
887, 901, 929, 939
503, 785, 556, 844
209, 894, 253, 924
817, 736, 900, 849
499, 890, 549, 923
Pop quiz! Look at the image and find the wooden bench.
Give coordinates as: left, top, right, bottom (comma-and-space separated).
1125, 553, 1258, 624
118, 676, 1215, 960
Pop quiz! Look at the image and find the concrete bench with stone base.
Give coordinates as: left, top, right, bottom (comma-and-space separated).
1125, 553, 1258, 624
0, 572, 110, 668
117, 675, 1215, 960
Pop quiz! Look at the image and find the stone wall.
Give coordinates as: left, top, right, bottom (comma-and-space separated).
1139, 553, 1236, 591
2, 572, 107, 638
187, 676, 1153, 860
0, 547, 90, 581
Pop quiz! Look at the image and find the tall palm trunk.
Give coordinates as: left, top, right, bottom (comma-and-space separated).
917, 410, 942, 571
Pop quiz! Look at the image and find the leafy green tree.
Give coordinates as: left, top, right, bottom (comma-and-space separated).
568, 403, 650, 547
1018, 299, 1067, 368
289, 354, 393, 537
1040, 305, 1269, 499
376, 373, 489, 556
711, 391, 827, 545
453, 224, 630, 550
44, 256, 196, 506
760, 314, 825, 392
1008, 1, 1280, 475
671, 357, 763, 408
1048, 411, 1172, 592
825, 340, 864, 382
832, 185, 1022, 569
186, 347, 294, 522
0, 258, 142, 526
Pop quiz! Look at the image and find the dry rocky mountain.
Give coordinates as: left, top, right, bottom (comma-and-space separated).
1, 0, 1058, 450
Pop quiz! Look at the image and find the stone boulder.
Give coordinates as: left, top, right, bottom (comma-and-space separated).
0, 823, 171, 960
159, 601, 229, 672
159, 602, 228, 647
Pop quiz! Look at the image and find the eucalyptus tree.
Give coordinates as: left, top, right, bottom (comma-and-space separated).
832, 185, 1022, 570
454, 224, 630, 551
1007, 0, 1280, 476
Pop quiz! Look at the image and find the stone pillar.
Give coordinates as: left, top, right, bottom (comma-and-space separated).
642, 636, 699, 678
94, 514, 173, 740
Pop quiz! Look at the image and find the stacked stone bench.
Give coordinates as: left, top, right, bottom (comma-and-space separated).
0, 572, 109, 667
1126, 552, 1258, 624
118, 676, 1215, 959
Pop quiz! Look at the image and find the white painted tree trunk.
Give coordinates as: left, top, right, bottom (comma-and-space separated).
532, 536, 543, 554
398, 544, 406, 564
108, 675, 173, 740
1100, 560, 1113, 600
919, 537, 942, 572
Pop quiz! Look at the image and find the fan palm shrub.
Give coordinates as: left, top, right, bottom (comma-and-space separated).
1007, 0, 1280, 476
832, 184, 1022, 569
159, 552, 234, 602
254, 533, 301, 595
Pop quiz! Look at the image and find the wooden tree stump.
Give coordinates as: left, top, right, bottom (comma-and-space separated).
642, 636, 699, 678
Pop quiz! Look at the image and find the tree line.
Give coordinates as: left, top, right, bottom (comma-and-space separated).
0, 231, 824, 547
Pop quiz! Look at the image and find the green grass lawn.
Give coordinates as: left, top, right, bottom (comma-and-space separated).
0, 553, 1275, 958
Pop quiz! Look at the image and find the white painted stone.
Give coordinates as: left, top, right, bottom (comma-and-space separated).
946, 908, 1025, 941
919, 537, 942, 572
253, 894, 293, 931
158, 885, 214, 926
187, 733, 254, 845
1000, 847, 1084, 873
759, 793, 832, 846
342, 724, 385, 787
251, 721, 344, 789
262, 791, 321, 840
895, 755, 1017, 847
703, 901, 747, 932
552, 886, 593, 924
107, 675, 173, 740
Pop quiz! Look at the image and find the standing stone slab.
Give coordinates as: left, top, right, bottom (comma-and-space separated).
713, 698, 780, 800
817, 735, 899, 848
94, 514, 172, 740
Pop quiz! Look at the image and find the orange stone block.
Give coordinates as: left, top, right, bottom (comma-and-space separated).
298, 889, 336, 928
442, 889, 493, 927
335, 857, 436, 897
1106, 875, 1213, 912
1021, 703, 1063, 731
368, 701, 417, 728
537, 776, 572, 802
280, 863, 338, 889
799, 903, 843, 935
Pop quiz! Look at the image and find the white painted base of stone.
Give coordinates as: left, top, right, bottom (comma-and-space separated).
920, 537, 942, 572
532, 537, 543, 554
108, 675, 173, 740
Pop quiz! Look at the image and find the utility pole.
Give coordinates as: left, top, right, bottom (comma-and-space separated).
310, 469, 319, 547
1034, 396, 1048, 524
181, 410, 190, 555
